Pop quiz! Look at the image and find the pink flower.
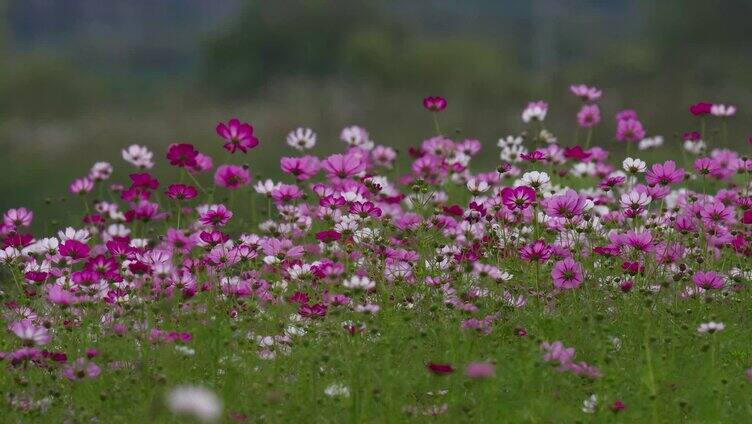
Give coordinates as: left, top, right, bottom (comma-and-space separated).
501, 186, 536, 210
422, 96, 447, 112
322, 153, 365, 179
62, 358, 101, 380
10, 320, 51, 346
465, 362, 495, 379
199, 204, 233, 227
645, 160, 685, 186
615, 109, 638, 121
570, 84, 602, 102
216, 118, 259, 154
544, 190, 588, 219
4, 208, 33, 228
551, 258, 583, 289
214, 164, 251, 189
611, 400, 627, 412
166, 184, 198, 201
519, 240, 552, 263
69, 177, 94, 195
693, 271, 725, 290
577, 104, 601, 128
280, 156, 320, 181
271, 184, 303, 204
616, 119, 645, 142
694, 157, 720, 175
166, 143, 199, 168
541, 341, 575, 364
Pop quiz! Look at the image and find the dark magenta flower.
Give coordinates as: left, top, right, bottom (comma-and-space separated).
422, 96, 447, 112
216, 118, 259, 154
690, 102, 713, 116
166, 184, 198, 200
166, 143, 199, 168
426, 362, 454, 375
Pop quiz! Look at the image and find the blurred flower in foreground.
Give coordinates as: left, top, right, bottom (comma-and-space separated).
166, 385, 222, 423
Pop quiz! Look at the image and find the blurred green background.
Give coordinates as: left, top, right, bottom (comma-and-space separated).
2, 0, 752, 226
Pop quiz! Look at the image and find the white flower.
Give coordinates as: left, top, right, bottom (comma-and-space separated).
466, 178, 490, 194
522, 101, 548, 123
497, 135, 523, 148
622, 157, 647, 174
121, 144, 154, 169
286, 127, 317, 151
58, 227, 90, 242
581, 394, 598, 413
174, 345, 195, 356
500, 144, 528, 163
620, 191, 651, 210
340, 126, 372, 148
343, 276, 375, 290
89, 162, 113, 181
539, 129, 558, 144
638, 136, 664, 151
684, 139, 706, 154
697, 321, 725, 334
324, 383, 350, 398
165, 386, 222, 423
0, 246, 21, 263
710, 104, 736, 117
518, 171, 551, 191
254, 179, 281, 195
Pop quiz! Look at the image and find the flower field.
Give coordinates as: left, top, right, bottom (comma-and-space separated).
1, 88, 752, 422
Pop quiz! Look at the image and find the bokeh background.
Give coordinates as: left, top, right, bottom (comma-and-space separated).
2, 0, 752, 226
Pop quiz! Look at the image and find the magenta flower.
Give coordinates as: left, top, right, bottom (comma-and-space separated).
166, 143, 199, 168
689, 102, 713, 116
199, 204, 233, 227
501, 186, 536, 211
322, 153, 365, 179
10, 320, 51, 346
422, 96, 447, 112
315, 230, 341, 243
544, 190, 588, 219
426, 362, 454, 375
692, 271, 725, 290
577, 104, 601, 128
465, 362, 495, 379
59, 239, 90, 260
645, 160, 685, 186
62, 358, 101, 381
563, 145, 591, 161
216, 118, 259, 154
616, 118, 645, 142
165, 184, 198, 201
519, 240, 552, 263
551, 258, 584, 289
349, 201, 382, 218
214, 164, 251, 189
280, 156, 320, 181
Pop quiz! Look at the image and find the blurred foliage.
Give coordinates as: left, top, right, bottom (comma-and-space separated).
201, 0, 525, 102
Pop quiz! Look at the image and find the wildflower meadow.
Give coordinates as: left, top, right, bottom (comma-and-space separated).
2, 87, 752, 423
